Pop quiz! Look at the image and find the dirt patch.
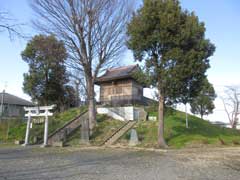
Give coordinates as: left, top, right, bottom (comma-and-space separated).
168, 147, 240, 179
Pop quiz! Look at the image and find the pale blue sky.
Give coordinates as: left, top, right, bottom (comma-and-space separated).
0, 0, 240, 122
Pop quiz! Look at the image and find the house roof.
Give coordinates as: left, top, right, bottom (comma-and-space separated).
95, 64, 139, 84
0, 92, 34, 106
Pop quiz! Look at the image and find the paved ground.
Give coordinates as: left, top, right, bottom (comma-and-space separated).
0, 146, 240, 180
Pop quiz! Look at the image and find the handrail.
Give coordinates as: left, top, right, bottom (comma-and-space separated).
103, 121, 137, 146
101, 121, 131, 145
101, 95, 147, 106
107, 108, 126, 119
48, 110, 88, 139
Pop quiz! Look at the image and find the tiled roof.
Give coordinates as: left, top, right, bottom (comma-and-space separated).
95, 64, 139, 84
0, 92, 34, 106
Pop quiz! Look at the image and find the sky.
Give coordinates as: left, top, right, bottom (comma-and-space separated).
0, 0, 240, 123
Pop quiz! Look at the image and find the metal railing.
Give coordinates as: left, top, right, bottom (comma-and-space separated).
100, 95, 148, 106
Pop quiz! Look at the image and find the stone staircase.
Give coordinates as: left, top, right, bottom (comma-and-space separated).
47, 111, 88, 146
103, 120, 137, 146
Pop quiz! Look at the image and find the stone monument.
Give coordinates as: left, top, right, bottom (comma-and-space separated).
129, 129, 139, 146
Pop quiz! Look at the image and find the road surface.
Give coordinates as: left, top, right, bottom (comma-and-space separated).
0, 146, 239, 180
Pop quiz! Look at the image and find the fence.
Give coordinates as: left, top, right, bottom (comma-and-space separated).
100, 95, 149, 106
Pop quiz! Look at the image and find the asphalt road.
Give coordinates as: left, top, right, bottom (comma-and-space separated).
0, 146, 239, 180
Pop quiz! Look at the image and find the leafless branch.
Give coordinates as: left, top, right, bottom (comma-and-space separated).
0, 11, 27, 40
31, 0, 133, 79
221, 86, 240, 129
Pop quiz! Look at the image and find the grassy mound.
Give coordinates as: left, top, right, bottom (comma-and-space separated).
66, 106, 240, 148
0, 106, 86, 143
1, 105, 239, 149
120, 107, 240, 148
66, 114, 124, 146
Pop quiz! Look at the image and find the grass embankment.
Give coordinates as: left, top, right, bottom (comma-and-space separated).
45, 105, 240, 148
1, 106, 239, 149
120, 107, 240, 148
66, 106, 240, 148
0, 106, 86, 143
66, 114, 124, 146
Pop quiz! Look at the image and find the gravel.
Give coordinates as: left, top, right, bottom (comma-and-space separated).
0, 146, 239, 180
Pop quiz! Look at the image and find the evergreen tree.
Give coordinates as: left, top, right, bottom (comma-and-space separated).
22, 34, 68, 109
64, 85, 78, 109
190, 79, 216, 119
127, 0, 215, 147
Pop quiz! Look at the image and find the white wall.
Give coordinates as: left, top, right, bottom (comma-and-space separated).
97, 106, 145, 121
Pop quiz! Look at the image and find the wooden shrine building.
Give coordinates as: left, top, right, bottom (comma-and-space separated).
95, 65, 148, 106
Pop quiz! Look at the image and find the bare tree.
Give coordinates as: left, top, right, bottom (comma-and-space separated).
30, 0, 134, 136
222, 86, 240, 129
0, 11, 25, 39
69, 69, 88, 106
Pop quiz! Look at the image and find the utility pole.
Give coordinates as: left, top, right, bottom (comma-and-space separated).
0, 90, 5, 122
0, 82, 7, 122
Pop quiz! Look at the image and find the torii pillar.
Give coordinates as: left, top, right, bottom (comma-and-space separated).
23, 113, 31, 146
42, 111, 49, 147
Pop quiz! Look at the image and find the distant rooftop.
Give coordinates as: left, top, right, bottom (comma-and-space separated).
0, 92, 33, 106
95, 64, 139, 84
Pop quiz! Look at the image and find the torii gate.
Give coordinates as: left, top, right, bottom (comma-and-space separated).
23, 105, 55, 147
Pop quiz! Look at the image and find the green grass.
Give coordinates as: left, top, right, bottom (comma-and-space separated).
0, 106, 87, 144
120, 107, 240, 148
66, 114, 124, 146
2, 105, 239, 149
90, 115, 125, 145
163, 110, 240, 148
0, 118, 25, 143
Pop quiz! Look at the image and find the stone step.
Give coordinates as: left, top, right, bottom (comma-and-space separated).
104, 121, 137, 146
101, 121, 131, 145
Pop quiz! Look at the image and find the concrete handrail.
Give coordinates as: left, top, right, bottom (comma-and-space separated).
48, 110, 88, 139
101, 121, 131, 145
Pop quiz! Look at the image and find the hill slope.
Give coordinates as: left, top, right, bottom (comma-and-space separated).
120, 108, 240, 148
0, 107, 86, 143
1, 106, 239, 148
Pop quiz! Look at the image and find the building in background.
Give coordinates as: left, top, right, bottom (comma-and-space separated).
95, 64, 157, 121
95, 65, 151, 106
0, 91, 33, 119
211, 121, 240, 130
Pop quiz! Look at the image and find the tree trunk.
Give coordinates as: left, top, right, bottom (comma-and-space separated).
88, 96, 96, 135
232, 119, 237, 129
86, 76, 96, 135
75, 82, 80, 107
200, 105, 204, 120
45, 69, 49, 106
158, 92, 168, 148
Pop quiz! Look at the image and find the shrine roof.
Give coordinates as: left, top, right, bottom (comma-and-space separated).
94, 64, 139, 84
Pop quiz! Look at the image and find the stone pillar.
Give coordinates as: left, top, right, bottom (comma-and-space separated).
42, 112, 49, 147
80, 118, 89, 144
24, 114, 31, 146
129, 129, 139, 146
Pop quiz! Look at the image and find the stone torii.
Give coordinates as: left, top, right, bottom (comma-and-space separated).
23, 105, 55, 147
